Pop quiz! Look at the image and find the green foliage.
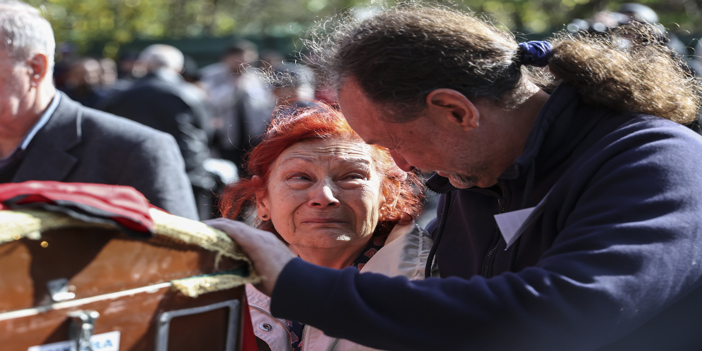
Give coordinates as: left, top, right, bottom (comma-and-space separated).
24, 0, 702, 58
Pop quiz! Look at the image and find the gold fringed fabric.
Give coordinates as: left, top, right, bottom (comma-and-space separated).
0, 208, 259, 293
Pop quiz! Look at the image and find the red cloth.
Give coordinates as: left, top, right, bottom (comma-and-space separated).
0, 181, 156, 235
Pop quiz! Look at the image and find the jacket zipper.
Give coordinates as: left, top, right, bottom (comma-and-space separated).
480, 193, 506, 278
428, 179, 509, 278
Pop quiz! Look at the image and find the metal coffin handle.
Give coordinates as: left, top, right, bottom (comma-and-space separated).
68, 310, 100, 351
156, 299, 240, 351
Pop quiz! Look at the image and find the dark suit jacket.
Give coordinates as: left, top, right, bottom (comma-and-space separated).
99, 70, 213, 189
7, 93, 199, 220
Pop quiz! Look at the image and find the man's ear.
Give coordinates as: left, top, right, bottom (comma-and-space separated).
26, 53, 50, 87
425, 89, 480, 131
253, 176, 270, 220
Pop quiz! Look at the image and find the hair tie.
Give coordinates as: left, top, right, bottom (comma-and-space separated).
518, 41, 553, 67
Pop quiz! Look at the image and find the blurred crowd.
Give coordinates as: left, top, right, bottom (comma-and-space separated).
567, 3, 702, 76
52, 40, 324, 220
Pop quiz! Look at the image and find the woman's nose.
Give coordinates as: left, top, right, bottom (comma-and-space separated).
308, 183, 340, 208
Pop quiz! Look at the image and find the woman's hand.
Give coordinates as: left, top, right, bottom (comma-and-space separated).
204, 218, 295, 296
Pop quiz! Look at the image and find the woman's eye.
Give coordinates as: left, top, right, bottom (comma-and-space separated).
343, 173, 366, 181
287, 173, 312, 181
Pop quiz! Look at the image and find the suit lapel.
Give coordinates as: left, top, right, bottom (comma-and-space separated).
13, 94, 81, 182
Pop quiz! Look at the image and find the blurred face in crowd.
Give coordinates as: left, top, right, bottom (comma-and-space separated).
67, 58, 101, 88
256, 138, 384, 255
273, 86, 299, 102
337, 79, 496, 189
223, 50, 257, 74
99, 58, 118, 87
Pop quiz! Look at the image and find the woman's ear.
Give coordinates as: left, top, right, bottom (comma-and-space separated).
253, 176, 270, 221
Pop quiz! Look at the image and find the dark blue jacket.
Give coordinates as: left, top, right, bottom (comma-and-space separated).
270, 84, 702, 350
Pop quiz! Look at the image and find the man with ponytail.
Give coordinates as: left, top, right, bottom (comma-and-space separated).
208, 5, 702, 350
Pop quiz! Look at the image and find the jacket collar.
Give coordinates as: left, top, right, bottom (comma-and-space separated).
13, 92, 82, 182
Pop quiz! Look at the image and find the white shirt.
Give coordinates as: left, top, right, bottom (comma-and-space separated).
0, 93, 61, 170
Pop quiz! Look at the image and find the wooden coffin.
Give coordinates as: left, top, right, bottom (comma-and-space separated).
0, 208, 258, 351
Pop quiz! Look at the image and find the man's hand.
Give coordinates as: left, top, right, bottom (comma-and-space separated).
204, 218, 295, 296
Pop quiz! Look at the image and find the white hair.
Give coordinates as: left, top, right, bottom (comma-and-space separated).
0, 0, 55, 71
138, 44, 184, 73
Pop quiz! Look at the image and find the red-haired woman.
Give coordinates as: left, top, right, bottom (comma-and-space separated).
218, 103, 432, 351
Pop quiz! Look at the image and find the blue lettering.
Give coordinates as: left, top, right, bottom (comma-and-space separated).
88, 338, 114, 350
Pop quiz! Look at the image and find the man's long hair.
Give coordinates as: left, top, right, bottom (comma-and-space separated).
307, 5, 701, 124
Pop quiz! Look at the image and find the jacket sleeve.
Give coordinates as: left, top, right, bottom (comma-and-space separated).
116, 131, 199, 220
269, 125, 702, 350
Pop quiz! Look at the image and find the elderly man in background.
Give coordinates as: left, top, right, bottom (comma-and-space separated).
100, 44, 220, 219
0, 0, 198, 220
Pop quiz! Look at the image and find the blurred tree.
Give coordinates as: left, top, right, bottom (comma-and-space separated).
438, 0, 700, 36
25, 0, 702, 58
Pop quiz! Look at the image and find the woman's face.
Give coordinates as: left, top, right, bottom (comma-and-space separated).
256, 138, 384, 251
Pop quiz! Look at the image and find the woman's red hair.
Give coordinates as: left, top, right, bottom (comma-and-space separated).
218, 102, 424, 234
